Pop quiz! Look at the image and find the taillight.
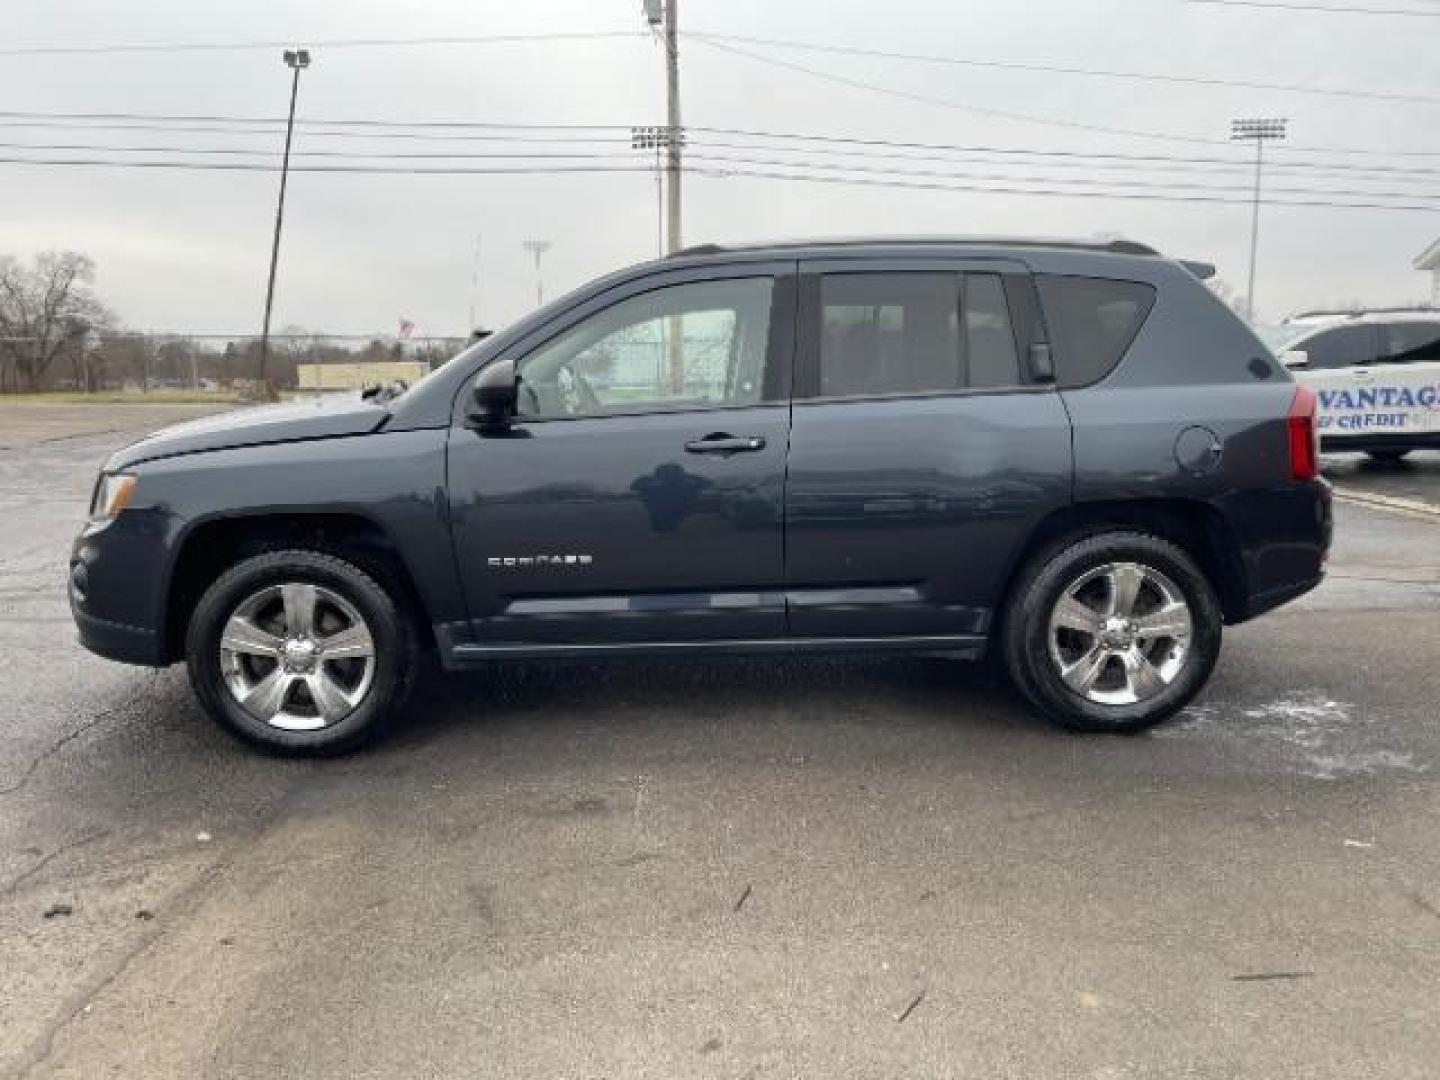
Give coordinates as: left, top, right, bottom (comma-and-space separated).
1287, 384, 1319, 480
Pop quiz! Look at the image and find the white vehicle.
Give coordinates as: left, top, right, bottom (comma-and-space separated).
1277, 308, 1440, 462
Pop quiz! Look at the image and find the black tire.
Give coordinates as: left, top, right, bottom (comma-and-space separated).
1001, 530, 1222, 734
1365, 449, 1411, 463
185, 549, 418, 754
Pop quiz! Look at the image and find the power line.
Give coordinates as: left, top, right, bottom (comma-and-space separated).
2, 24, 1428, 109
0, 119, 631, 144
1, 153, 1434, 211
686, 139, 1440, 179
0, 30, 647, 57
4, 108, 1439, 161
1178, 0, 1440, 15
694, 165, 1440, 213
0, 109, 631, 131
0, 156, 656, 175
693, 37, 1237, 147
6, 138, 1437, 186
687, 31, 1440, 107
0, 140, 645, 161
682, 153, 1440, 201
690, 122, 1440, 161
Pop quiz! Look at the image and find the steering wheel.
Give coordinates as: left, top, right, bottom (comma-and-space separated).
556, 362, 601, 416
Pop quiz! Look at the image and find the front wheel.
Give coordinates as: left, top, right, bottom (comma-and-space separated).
186, 549, 417, 754
1001, 531, 1222, 734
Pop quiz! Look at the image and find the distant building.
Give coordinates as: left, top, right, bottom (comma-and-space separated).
1416, 237, 1440, 305
296, 360, 429, 393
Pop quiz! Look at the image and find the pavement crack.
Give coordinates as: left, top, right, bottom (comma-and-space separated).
1403, 890, 1440, 922
0, 672, 162, 798
10, 769, 322, 1080
1, 830, 111, 898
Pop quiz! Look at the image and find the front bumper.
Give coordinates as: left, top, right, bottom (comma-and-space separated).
71, 602, 166, 665
69, 512, 172, 667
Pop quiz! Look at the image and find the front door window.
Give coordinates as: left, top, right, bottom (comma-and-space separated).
517, 278, 774, 419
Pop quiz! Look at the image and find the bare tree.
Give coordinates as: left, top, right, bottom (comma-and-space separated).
0, 251, 110, 391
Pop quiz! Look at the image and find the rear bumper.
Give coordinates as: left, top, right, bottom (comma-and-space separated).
1223, 478, 1331, 624
1239, 572, 1325, 621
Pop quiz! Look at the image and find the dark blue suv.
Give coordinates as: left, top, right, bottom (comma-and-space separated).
70, 238, 1331, 753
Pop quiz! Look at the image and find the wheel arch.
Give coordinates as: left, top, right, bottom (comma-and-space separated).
163, 511, 433, 663
996, 498, 1248, 630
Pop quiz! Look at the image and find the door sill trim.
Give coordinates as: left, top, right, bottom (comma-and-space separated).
445, 634, 985, 665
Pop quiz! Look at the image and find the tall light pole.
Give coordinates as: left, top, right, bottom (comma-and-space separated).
1231, 117, 1286, 323
258, 47, 310, 400
522, 240, 551, 308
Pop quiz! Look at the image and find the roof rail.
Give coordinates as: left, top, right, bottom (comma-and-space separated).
1290, 304, 1440, 320
666, 236, 1163, 259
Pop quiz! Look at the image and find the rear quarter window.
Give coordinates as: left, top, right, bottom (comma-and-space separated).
1036, 275, 1156, 389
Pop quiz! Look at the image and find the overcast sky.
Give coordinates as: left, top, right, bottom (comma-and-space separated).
4, 0, 1437, 336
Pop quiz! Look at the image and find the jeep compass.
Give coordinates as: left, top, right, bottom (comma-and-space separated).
70, 238, 1332, 753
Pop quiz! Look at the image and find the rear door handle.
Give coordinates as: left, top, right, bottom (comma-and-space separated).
684, 433, 767, 455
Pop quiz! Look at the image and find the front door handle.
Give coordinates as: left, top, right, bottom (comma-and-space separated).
684, 433, 767, 455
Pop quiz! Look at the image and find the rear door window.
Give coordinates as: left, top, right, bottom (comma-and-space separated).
1380, 321, 1440, 366
815, 271, 1023, 397
1035, 275, 1156, 388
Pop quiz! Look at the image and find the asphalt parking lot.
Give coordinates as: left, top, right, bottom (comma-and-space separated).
2, 405, 1438, 1079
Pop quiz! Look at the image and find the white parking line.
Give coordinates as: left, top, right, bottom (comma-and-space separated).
1333, 488, 1440, 521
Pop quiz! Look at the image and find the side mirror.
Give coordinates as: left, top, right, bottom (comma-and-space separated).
1279, 349, 1309, 369
468, 358, 518, 432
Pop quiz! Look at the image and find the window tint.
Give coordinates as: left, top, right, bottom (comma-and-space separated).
817, 272, 1022, 397
1380, 321, 1440, 365
517, 278, 772, 418
820, 273, 959, 397
1298, 324, 1377, 370
964, 273, 1021, 388
1035, 275, 1156, 388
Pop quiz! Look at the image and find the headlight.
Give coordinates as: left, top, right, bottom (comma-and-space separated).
90, 473, 137, 519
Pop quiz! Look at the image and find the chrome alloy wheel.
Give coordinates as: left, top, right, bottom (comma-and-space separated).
1046, 561, 1193, 706
219, 582, 376, 731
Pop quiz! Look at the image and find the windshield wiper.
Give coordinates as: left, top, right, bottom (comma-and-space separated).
361, 380, 408, 404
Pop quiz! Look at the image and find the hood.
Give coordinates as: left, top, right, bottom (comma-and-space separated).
105, 394, 391, 470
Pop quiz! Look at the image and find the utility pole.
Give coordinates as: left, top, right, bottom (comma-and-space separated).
1231, 117, 1286, 324
664, 0, 682, 255
642, 0, 683, 253
642, 0, 685, 392
258, 48, 311, 400
522, 240, 551, 308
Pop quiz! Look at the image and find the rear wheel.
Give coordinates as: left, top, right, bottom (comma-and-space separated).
1365, 449, 1411, 463
186, 549, 417, 754
1002, 531, 1222, 733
